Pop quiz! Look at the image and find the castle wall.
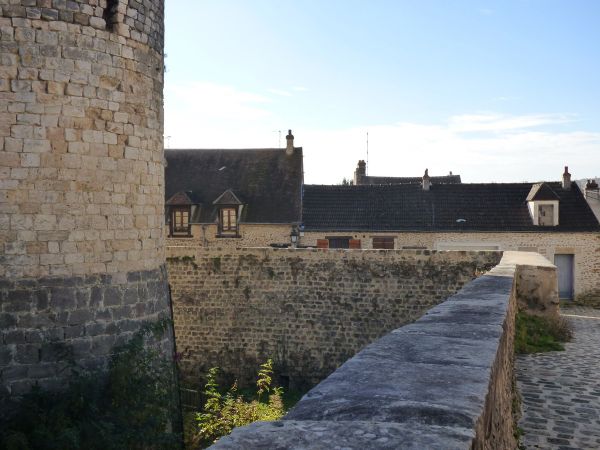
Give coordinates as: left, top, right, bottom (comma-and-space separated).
166, 246, 501, 389
0, 1, 170, 403
212, 252, 532, 450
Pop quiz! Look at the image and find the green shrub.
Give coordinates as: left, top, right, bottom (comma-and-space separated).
192, 360, 284, 447
1, 319, 181, 450
514, 312, 572, 354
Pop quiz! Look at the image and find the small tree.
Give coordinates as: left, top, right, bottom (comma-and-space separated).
195, 360, 284, 446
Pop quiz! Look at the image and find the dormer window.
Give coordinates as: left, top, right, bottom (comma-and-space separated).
537, 204, 554, 226
213, 189, 243, 238
219, 207, 238, 234
526, 183, 559, 227
171, 207, 191, 236
166, 191, 199, 237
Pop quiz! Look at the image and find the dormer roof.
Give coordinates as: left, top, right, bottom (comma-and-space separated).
166, 190, 202, 206
213, 189, 243, 206
526, 183, 560, 202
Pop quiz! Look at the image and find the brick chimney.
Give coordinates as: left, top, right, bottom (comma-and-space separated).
422, 168, 431, 191
586, 179, 599, 198
354, 160, 366, 185
562, 166, 571, 190
286, 129, 294, 155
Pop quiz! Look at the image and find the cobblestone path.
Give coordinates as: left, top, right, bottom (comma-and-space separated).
517, 307, 600, 449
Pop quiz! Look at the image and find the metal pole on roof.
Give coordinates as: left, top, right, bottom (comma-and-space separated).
366, 131, 369, 176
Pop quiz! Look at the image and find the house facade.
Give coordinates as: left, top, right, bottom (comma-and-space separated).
301, 168, 600, 301
164, 131, 303, 249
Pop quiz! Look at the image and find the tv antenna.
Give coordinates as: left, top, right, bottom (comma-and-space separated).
273, 130, 281, 148
366, 131, 369, 175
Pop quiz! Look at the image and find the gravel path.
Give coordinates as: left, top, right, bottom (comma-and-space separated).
516, 307, 600, 450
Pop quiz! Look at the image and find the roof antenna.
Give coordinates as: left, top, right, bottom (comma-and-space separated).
273, 130, 281, 148
366, 131, 369, 176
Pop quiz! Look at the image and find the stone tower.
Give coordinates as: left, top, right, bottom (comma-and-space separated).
0, 1, 171, 402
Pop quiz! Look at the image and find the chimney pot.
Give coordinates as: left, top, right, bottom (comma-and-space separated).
285, 130, 294, 155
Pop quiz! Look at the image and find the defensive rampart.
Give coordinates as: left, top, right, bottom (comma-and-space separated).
212, 252, 556, 449
167, 246, 501, 388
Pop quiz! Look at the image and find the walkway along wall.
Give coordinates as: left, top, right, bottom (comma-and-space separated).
167, 247, 501, 388
0, 1, 171, 409
212, 252, 554, 449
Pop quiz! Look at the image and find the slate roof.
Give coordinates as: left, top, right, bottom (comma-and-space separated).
165, 148, 303, 223
303, 182, 600, 232
357, 174, 462, 185
526, 183, 560, 201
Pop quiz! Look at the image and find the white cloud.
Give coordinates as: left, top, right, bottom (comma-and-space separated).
267, 88, 293, 97
300, 119, 600, 184
166, 81, 271, 122
447, 113, 574, 133
164, 81, 600, 183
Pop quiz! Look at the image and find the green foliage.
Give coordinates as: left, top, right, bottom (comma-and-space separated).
192, 360, 284, 447
1, 319, 181, 450
514, 312, 573, 354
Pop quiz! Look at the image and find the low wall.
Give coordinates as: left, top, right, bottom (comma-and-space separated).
167, 247, 501, 388
212, 252, 541, 449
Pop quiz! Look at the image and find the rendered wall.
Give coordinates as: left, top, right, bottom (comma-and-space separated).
303, 231, 600, 299
167, 246, 501, 388
0, 0, 170, 405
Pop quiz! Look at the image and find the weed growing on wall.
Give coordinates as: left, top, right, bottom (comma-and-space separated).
1, 319, 181, 450
187, 359, 284, 448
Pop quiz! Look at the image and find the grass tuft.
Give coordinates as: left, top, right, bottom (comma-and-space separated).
514, 312, 572, 354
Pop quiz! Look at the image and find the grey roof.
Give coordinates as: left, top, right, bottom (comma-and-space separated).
165, 148, 303, 223
357, 174, 462, 185
303, 182, 600, 232
526, 183, 560, 201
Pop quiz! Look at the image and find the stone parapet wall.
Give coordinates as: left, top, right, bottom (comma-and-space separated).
302, 231, 600, 299
212, 253, 530, 450
167, 246, 501, 388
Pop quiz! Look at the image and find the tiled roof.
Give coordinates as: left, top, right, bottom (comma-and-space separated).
213, 189, 243, 205
165, 148, 303, 223
526, 183, 560, 201
357, 174, 462, 185
303, 182, 600, 232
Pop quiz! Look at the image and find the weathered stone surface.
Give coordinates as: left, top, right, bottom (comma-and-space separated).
211, 253, 534, 450
167, 247, 501, 388
0, 265, 170, 411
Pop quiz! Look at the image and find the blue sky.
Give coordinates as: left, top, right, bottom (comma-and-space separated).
164, 1, 600, 184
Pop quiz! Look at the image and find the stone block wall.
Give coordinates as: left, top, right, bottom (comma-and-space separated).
167, 246, 501, 388
0, 0, 171, 409
167, 223, 293, 250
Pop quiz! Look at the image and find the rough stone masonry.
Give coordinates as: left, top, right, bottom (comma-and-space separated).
167, 246, 501, 389
0, 0, 171, 411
